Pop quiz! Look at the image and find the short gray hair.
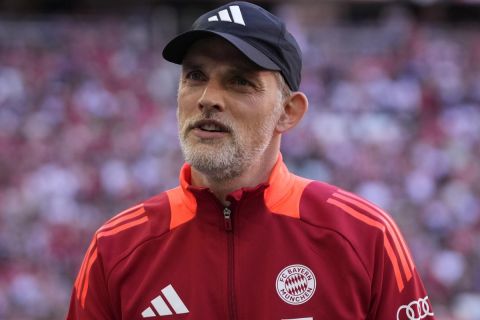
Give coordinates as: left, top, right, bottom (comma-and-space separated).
274, 72, 292, 102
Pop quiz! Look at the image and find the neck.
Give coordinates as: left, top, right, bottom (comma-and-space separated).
190, 143, 280, 206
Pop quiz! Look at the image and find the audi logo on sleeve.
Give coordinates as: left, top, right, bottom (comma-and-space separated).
396, 296, 434, 320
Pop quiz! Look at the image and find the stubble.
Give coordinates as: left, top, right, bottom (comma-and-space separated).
178, 106, 282, 182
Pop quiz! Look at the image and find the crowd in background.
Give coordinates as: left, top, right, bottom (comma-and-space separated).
0, 4, 479, 319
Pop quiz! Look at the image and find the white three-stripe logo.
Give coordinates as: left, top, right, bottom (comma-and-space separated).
207, 5, 245, 26
142, 284, 189, 318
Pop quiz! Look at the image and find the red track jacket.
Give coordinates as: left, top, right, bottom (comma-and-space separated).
67, 155, 435, 320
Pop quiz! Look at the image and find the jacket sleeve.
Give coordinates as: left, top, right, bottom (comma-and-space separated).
66, 235, 114, 320
367, 231, 435, 320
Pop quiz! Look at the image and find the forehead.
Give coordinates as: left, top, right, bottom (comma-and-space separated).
182, 36, 261, 71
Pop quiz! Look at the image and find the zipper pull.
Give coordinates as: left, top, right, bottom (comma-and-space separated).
223, 207, 232, 231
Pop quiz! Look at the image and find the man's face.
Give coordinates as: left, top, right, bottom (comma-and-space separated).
177, 36, 284, 181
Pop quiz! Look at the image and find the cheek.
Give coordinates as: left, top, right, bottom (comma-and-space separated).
177, 85, 199, 110
176, 107, 190, 135
177, 92, 194, 122
177, 90, 187, 111
241, 97, 280, 127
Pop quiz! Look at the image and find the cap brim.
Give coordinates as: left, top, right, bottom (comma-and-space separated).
162, 30, 280, 71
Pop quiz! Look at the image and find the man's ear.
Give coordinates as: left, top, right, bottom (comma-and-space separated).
276, 91, 308, 133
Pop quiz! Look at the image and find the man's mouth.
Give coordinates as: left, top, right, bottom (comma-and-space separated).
191, 120, 230, 133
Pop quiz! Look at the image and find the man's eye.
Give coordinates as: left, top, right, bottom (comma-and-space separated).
232, 77, 252, 87
185, 71, 205, 81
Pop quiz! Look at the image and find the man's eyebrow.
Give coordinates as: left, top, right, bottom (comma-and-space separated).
181, 61, 203, 71
228, 58, 263, 72
182, 59, 263, 78
222, 63, 265, 81
230, 65, 262, 74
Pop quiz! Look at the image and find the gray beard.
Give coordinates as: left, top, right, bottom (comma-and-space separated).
177, 101, 282, 183
179, 137, 246, 182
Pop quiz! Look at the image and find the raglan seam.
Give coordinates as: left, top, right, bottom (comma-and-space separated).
93, 246, 116, 318
103, 217, 196, 285
297, 216, 373, 282
267, 174, 313, 215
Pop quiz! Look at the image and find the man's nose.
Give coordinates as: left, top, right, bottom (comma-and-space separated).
198, 81, 225, 112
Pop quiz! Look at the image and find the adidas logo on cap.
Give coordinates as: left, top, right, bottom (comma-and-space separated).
207, 5, 245, 25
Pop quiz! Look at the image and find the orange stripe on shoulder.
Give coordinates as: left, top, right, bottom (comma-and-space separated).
333, 191, 414, 282
74, 239, 98, 306
102, 204, 143, 227
327, 198, 386, 231
100, 206, 145, 232
264, 155, 312, 219
74, 239, 96, 298
336, 190, 415, 272
75, 213, 149, 309
80, 247, 98, 308
326, 197, 405, 292
98, 216, 149, 238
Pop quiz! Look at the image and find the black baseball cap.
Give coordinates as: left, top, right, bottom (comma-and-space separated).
162, 1, 302, 91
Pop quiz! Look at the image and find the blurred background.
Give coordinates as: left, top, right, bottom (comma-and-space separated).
0, 0, 479, 319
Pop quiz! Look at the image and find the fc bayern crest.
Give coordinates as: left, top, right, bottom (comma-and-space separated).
275, 264, 316, 305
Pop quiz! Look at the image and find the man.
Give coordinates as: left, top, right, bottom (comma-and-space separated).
67, 2, 435, 319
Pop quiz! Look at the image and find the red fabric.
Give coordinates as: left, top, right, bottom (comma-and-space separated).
66, 157, 434, 320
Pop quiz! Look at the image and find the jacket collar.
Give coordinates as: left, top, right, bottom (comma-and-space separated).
167, 153, 311, 229
177, 153, 297, 207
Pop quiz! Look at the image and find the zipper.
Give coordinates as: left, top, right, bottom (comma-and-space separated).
223, 206, 236, 319
224, 207, 232, 231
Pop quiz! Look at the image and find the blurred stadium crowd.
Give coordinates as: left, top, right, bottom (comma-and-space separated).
0, 3, 479, 319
